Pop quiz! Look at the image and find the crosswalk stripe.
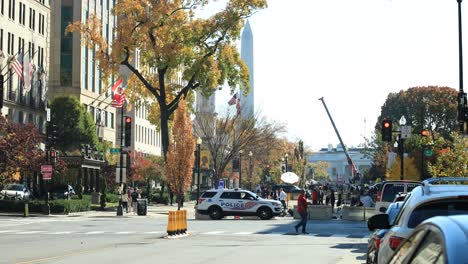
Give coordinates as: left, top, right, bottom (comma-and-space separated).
234, 231, 254, 235
16, 231, 46, 234
115, 231, 132, 234
204, 231, 225, 235
47, 231, 75, 235
0, 230, 19, 233
85, 231, 105, 234
144, 231, 164, 234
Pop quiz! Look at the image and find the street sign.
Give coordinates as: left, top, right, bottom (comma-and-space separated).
110, 148, 120, 154
41, 165, 53, 180
424, 149, 433, 157
116, 168, 127, 183
401, 126, 412, 139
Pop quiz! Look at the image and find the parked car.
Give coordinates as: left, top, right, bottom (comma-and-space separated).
196, 189, 283, 220
375, 180, 421, 213
368, 177, 468, 264
366, 201, 404, 264
388, 215, 468, 264
0, 184, 31, 200
49, 184, 75, 200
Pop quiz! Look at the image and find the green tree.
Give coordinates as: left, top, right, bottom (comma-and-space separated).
50, 96, 98, 152
427, 132, 468, 177
66, 0, 268, 159
309, 161, 331, 182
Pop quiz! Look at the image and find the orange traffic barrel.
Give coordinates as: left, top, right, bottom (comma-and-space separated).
167, 211, 175, 236
182, 209, 187, 233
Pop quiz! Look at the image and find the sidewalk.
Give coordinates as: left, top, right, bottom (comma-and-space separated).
0, 201, 198, 219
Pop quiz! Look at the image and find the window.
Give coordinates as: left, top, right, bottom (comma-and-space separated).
18, 111, 23, 123
95, 108, 101, 123
60, 6, 72, 86
91, 48, 95, 92
201, 192, 217, 198
103, 111, 108, 127
28, 113, 33, 123
110, 112, 114, 128
8, 0, 15, 20
29, 9, 35, 30
28, 7, 32, 28
1, 0, 4, 15
220, 192, 241, 199
89, 106, 95, 121
408, 199, 468, 228
7, 32, 14, 54
410, 231, 445, 264
18, 2, 25, 25
0, 29, 3, 51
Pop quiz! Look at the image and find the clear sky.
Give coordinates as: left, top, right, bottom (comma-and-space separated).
209, 0, 462, 151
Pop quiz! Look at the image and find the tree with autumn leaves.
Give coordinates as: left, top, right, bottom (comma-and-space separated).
166, 100, 195, 210
66, 0, 267, 160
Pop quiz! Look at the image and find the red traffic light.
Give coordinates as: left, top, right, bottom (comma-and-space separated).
50, 151, 56, 157
383, 121, 391, 128
125, 117, 132, 123
421, 129, 429, 137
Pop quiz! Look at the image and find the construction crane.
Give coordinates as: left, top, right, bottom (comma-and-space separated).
318, 97, 360, 182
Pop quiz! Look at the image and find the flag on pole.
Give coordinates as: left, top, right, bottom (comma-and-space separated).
11, 49, 24, 82
228, 93, 238, 105
111, 77, 126, 108
23, 53, 30, 92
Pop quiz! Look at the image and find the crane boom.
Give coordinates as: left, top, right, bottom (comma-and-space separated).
318, 97, 359, 179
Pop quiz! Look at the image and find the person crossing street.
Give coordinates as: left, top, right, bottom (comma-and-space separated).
294, 189, 310, 234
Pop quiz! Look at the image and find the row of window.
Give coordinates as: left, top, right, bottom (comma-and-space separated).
85, 104, 115, 129
136, 124, 160, 147
5, 107, 45, 133
1, 0, 46, 35
0, 29, 45, 68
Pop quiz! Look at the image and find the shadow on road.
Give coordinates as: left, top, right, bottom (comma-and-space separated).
331, 242, 367, 262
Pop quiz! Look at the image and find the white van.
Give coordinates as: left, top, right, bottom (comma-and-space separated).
375, 180, 421, 213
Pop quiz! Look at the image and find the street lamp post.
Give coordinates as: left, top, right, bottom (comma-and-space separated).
399, 116, 406, 180
285, 153, 289, 172
458, 0, 467, 133
239, 150, 244, 189
196, 137, 202, 202
248, 151, 253, 190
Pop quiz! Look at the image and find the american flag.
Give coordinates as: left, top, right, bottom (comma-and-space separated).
111, 77, 126, 108
11, 49, 24, 82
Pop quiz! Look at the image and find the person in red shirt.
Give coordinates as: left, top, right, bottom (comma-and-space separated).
294, 189, 310, 234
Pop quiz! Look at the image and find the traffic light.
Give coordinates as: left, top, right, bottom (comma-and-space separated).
124, 116, 132, 147
421, 129, 429, 137
381, 120, 393, 142
49, 150, 57, 164
0, 74, 4, 109
47, 121, 58, 148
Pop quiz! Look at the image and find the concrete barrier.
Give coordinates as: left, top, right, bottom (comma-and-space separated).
292, 205, 333, 220
341, 206, 376, 221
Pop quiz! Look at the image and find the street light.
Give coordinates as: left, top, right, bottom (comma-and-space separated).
239, 150, 244, 189
399, 116, 406, 180
457, 0, 467, 133
196, 137, 202, 202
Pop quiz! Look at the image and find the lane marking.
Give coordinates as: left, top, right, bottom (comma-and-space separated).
47, 231, 75, 235
144, 231, 164, 234
114, 231, 132, 234
84, 231, 105, 234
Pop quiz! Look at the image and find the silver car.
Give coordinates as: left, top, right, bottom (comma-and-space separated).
388, 215, 468, 264
0, 184, 31, 200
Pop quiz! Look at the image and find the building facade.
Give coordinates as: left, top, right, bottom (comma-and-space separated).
0, 0, 50, 133
49, 0, 117, 145
308, 144, 372, 183
240, 20, 254, 118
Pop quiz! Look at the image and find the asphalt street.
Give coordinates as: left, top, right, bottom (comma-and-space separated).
0, 214, 369, 264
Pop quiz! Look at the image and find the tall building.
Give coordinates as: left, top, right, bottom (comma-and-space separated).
49, 0, 117, 145
240, 20, 254, 118
0, 0, 50, 133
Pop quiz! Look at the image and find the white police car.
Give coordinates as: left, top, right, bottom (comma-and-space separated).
196, 189, 283, 220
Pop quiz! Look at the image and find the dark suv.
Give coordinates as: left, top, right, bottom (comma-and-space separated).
49, 184, 76, 200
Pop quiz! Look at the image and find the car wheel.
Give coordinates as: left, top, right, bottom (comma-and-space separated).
257, 207, 273, 220
208, 206, 223, 220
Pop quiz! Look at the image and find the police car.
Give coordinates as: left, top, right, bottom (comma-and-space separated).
196, 189, 283, 220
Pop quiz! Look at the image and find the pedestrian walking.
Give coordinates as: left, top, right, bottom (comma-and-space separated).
318, 187, 324, 205
131, 187, 139, 213
312, 188, 318, 205
330, 189, 336, 213
279, 188, 287, 210
294, 189, 310, 234
122, 189, 129, 213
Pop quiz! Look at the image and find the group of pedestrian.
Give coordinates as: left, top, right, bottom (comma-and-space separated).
120, 185, 141, 214
310, 186, 336, 212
